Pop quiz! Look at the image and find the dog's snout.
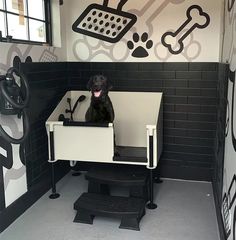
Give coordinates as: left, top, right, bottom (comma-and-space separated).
93, 84, 102, 91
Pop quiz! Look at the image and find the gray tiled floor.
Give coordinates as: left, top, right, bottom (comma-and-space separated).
0, 173, 220, 240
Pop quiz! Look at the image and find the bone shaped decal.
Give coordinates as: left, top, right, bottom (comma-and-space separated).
161, 5, 210, 55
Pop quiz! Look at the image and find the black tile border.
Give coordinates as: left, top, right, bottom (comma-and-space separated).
159, 162, 213, 181
67, 61, 220, 182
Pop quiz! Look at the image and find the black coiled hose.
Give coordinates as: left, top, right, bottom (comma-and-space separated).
0, 67, 30, 144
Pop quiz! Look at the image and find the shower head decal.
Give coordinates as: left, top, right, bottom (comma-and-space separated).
72, 0, 137, 43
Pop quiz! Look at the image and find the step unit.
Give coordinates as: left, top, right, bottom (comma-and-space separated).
74, 192, 146, 231
85, 165, 149, 201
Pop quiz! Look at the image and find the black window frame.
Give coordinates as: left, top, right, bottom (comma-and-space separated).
0, 0, 52, 45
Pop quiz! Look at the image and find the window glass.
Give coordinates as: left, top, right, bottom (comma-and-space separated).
0, 0, 50, 44
0, 12, 6, 37
28, 0, 45, 20
0, 0, 4, 10
6, 0, 27, 15
29, 19, 45, 42
7, 14, 27, 40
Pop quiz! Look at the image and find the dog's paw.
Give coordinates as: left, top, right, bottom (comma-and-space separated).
127, 32, 153, 58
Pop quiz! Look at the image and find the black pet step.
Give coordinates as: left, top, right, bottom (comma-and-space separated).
85, 165, 149, 200
74, 193, 146, 231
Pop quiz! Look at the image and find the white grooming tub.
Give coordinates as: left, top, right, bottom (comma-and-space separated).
46, 91, 163, 201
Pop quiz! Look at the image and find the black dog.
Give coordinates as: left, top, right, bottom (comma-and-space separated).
85, 74, 114, 123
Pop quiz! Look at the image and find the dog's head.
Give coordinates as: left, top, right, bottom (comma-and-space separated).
87, 74, 112, 99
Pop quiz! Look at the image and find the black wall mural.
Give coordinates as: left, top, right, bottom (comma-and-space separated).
161, 5, 210, 55
0, 54, 32, 213
72, 0, 137, 43
228, 0, 235, 12
0, 45, 33, 73
229, 71, 236, 152
233, 206, 236, 240
6, 56, 32, 167
0, 139, 14, 170
13, 56, 32, 70
226, 99, 230, 138
0, 167, 4, 211
222, 174, 236, 240
0, 137, 13, 211
219, 70, 236, 240
212, 64, 228, 239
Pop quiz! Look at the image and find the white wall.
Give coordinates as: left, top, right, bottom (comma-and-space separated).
221, 0, 236, 239
64, 0, 222, 62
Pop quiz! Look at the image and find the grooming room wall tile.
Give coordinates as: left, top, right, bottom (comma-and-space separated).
68, 61, 220, 181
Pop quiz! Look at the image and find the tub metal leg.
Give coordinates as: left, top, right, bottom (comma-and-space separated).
146, 169, 157, 209
49, 132, 60, 199
49, 162, 60, 199
146, 133, 157, 209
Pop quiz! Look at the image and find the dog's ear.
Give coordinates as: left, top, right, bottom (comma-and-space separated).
87, 76, 94, 90
101, 75, 113, 91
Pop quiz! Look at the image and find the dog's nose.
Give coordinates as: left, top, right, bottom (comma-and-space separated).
93, 85, 101, 91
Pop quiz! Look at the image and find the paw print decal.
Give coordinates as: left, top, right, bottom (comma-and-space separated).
127, 32, 153, 58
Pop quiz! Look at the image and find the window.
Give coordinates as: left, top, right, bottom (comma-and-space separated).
0, 0, 51, 45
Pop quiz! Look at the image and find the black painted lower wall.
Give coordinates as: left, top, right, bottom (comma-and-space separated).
213, 64, 228, 208
0, 62, 70, 233
21, 62, 70, 188
212, 64, 229, 240
68, 62, 220, 181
